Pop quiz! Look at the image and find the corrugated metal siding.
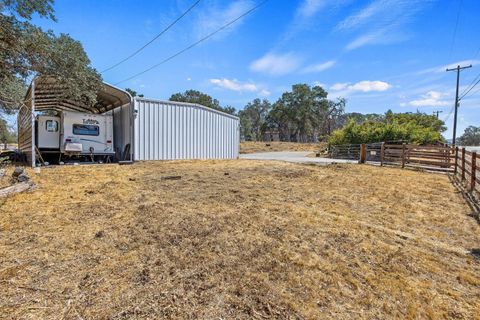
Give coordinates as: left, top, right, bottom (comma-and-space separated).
112, 102, 133, 160
134, 98, 239, 160
17, 104, 33, 165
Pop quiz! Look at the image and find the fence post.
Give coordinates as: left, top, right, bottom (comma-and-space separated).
471, 152, 477, 192
401, 143, 406, 168
380, 142, 385, 166
454, 147, 458, 174
461, 148, 466, 180
360, 144, 366, 164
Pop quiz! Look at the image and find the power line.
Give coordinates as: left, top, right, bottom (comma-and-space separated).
448, 0, 463, 59
459, 75, 480, 101
101, 0, 202, 73
114, 0, 269, 85
443, 105, 455, 122
468, 83, 480, 98
459, 71, 480, 98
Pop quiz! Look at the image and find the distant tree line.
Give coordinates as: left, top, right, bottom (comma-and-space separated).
457, 126, 480, 146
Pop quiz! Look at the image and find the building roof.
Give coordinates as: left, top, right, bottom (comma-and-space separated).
25, 76, 131, 113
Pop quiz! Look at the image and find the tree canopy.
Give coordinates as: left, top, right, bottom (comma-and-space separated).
125, 88, 144, 98
169, 90, 236, 115
238, 99, 271, 141
457, 126, 480, 146
329, 111, 446, 145
0, 0, 101, 114
239, 84, 345, 142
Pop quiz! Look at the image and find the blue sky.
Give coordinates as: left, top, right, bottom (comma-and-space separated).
29, 0, 480, 139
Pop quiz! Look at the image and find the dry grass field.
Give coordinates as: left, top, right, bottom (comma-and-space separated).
1, 160, 480, 319
240, 141, 325, 154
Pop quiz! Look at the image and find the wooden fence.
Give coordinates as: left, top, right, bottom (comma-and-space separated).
381, 144, 454, 171
454, 147, 479, 197
330, 142, 455, 172
329, 144, 361, 160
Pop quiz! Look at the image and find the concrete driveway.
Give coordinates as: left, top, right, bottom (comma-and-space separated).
239, 151, 358, 165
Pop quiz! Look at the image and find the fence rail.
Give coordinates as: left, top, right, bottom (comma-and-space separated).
454, 147, 479, 197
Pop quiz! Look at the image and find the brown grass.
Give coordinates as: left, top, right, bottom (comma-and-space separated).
1, 160, 479, 319
240, 141, 325, 154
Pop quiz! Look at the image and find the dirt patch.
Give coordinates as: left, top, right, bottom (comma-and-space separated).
0, 161, 479, 319
240, 141, 326, 154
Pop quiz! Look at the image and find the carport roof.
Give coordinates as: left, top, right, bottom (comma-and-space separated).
25, 76, 132, 114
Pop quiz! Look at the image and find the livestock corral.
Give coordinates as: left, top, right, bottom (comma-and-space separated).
0, 160, 479, 319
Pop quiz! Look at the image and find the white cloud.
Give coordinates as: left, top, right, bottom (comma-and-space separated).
330, 83, 349, 91
210, 78, 258, 92
186, 77, 191, 81
302, 60, 336, 73
250, 52, 302, 76
327, 80, 391, 99
408, 91, 450, 107
194, 0, 253, 40
209, 78, 270, 96
349, 80, 391, 92
313, 81, 327, 88
259, 89, 271, 96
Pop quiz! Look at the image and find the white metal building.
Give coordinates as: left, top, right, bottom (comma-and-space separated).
134, 98, 239, 160
19, 77, 240, 166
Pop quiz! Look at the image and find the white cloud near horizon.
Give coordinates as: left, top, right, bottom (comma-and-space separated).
407, 91, 450, 107
330, 80, 391, 92
209, 78, 270, 96
302, 60, 336, 73
250, 52, 302, 76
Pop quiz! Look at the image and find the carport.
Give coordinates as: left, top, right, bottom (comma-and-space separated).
18, 76, 133, 166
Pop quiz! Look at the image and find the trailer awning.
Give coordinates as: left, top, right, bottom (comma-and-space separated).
24, 76, 131, 114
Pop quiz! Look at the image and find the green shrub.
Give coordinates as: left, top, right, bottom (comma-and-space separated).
329, 112, 445, 146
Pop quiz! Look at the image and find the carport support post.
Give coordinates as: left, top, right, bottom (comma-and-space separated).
31, 79, 36, 168
471, 152, 477, 192
461, 148, 466, 180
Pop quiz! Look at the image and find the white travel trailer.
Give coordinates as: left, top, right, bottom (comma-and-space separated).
36, 111, 114, 161
19, 76, 240, 166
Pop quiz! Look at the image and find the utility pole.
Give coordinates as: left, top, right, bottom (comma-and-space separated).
432, 110, 443, 119
446, 64, 472, 145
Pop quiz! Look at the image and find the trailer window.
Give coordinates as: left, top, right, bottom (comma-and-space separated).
46, 120, 58, 132
72, 124, 99, 136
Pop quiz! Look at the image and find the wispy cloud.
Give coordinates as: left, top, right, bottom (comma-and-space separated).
280, 0, 351, 45
250, 52, 302, 76
209, 78, 270, 96
337, 0, 434, 50
193, 0, 253, 40
302, 60, 336, 73
416, 59, 480, 75
297, 0, 326, 19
